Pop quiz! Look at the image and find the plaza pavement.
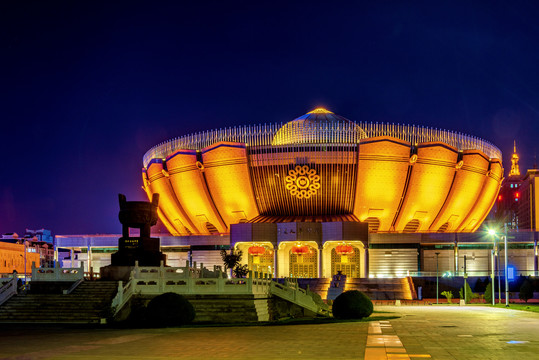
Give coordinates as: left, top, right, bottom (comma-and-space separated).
0, 305, 537, 359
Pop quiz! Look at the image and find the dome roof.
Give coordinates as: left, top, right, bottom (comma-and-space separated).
272, 108, 366, 145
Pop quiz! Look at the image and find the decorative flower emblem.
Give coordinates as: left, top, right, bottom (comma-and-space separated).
285, 165, 320, 199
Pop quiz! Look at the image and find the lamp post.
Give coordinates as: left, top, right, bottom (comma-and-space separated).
490, 249, 495, 305
504, 224, 509, 307
435, 252, 440, 304
463, 254, 468, 304
23, 240, 27, 284
488, 229, 496, 305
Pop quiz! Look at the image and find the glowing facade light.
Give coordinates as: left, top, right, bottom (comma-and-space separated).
248, 245, 266, 256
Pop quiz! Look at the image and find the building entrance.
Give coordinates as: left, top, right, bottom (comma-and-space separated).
331, 245, 361, 277
247, 245, 274, 275
289, 244, 317, 278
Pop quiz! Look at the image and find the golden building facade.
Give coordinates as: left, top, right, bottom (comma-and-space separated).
142, 109, 503, 236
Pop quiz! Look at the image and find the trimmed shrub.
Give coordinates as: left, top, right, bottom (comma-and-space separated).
519, 279, 534, 303
441, 290, 453, 303
146, 293, 195, 327
332, 290, 373, 319
459, 282, 474, 302
484, 282, 493, 304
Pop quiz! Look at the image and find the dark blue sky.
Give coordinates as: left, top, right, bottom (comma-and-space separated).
1, 1, 539, 235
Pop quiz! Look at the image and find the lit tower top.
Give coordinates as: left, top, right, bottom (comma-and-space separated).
509, 140, 520, 177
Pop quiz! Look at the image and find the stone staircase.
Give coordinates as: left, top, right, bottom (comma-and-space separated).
344, 278, 413, 300
189, 294, 270, 322
0, 281, 118, 323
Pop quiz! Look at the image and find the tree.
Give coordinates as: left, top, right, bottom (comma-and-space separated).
459, 282, 474, 302
519, 278, 534, 303
484, 281, 493, 304
220, 249, 247, 278
233, 264, 249, 278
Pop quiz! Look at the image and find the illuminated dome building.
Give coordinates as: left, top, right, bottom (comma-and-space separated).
142, 108, 503, 278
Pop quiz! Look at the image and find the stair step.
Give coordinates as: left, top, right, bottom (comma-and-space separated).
0, 281, 118, 323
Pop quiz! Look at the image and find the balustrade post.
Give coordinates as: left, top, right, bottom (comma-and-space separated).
217, 276, 224, 293
159, 260, 165, 292
31, 261, 36, 279
78, 261, 84, 281
117, 281, 123, 305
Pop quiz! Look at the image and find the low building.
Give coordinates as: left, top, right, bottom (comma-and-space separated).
56, 229, 539, 279
0, 241, 40, 277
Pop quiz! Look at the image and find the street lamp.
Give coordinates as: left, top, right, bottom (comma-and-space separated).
488, 229, 496, 305
488, 226, 509, 307
504, 224, 509, 307
435, 252, 440, 304
23, 240, 27, 284
463, 254, 468, 304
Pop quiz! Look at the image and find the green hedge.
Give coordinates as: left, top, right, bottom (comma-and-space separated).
146, 292, 196, 327
332, 290, 373, 319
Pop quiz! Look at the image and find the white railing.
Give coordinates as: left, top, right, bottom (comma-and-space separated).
269, 278, 325, 314
111, 262, 273, 315
32, 262, 85, 281
110, 261, 328, 317
111, 277, 135, 316
132, 261, 271, 295
0, 277, 18, 306
143, 121, 502, 168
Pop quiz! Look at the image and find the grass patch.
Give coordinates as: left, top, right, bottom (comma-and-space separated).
492, 303, 539, 314
465, 303, 539, 314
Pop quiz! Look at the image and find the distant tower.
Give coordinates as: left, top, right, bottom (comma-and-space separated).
509, 140, 520, 177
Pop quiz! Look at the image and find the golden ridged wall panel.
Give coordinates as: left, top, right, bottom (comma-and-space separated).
393, 142, 459, 232
145, 161, 197, 235
458, 159, 503, 232
248, 145, 357, 215
142, 170, 178, 235
166, 150, 227, 234
429, 150, 490, 232
201, 142, 259, 226
353, 137, 411, 232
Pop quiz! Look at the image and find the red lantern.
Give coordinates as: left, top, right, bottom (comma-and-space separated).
291, 245, 310, 254
335, 244, 354, 255
248, 245, 266, 256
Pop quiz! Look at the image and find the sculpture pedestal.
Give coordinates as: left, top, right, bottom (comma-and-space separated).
110, 236, 166, 267
101, 236, 166, 281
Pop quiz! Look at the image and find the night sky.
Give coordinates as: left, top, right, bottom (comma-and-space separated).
2, 1, 539, 235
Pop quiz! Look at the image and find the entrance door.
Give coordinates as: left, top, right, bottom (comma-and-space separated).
331, 246, 361, 277
289, 245, 317, 278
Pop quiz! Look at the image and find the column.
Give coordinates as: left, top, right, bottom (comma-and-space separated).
363, 247, 369, 278
273, 245, 278, 278
454, 241, 459, 275
318, 246, 323, 278
534, 236, 538, 276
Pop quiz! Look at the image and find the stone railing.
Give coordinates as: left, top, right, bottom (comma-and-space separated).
132, 261, 271, 295
111, 262, 272, 315
0, 277, 18, 306
31, 262, 85, 281
269, 278, 326, 315
111, 277, 135, 315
